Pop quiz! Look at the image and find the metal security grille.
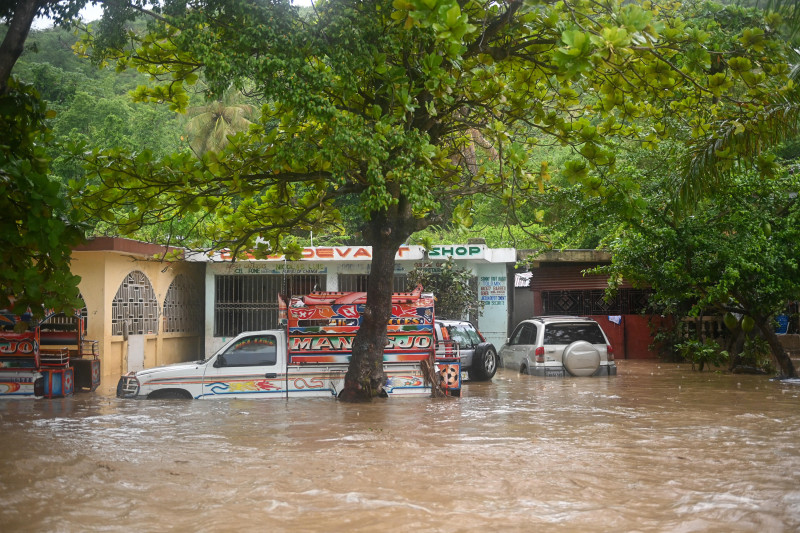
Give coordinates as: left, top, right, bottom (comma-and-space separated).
337, 274, 409, 293
163, 274, 203, 333
112, 271, 160, 336
214, 274, 324, 337
542, 289, 652, 315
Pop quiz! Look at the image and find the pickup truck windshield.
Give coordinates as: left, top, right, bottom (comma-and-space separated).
219, 335, 278, 367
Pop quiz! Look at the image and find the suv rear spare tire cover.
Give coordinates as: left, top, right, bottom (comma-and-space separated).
562, 341, 601, 377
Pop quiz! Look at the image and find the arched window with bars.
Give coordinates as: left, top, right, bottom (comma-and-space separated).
163, 274, 203, 333
112, 271, 159, 336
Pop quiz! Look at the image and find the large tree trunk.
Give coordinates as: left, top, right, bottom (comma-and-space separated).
338, 234, 398, 401
0, 0, 40, 93
757, 319, 797, 378
339, 206, 416, 401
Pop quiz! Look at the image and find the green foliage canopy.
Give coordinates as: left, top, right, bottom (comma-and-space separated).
73, 0, 795, 258
0, 79, 85, 316
586, 150, 800, 375
11, 23, 191, 248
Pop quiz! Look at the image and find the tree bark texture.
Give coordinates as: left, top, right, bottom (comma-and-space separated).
757, 319, 797, 378
339, 206, 417, 401
0, 0, 40, 93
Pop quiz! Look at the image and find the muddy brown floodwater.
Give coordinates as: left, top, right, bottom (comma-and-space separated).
2, 361, 800, 532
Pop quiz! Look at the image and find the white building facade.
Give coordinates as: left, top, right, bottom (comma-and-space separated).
203, 244, 515, 356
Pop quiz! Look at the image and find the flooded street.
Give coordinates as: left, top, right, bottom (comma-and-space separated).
2, 361, 800, 532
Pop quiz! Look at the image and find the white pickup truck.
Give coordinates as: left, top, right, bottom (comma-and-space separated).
116, 288, 461, 399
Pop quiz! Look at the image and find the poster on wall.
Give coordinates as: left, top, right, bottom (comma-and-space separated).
479, 276, 507, 306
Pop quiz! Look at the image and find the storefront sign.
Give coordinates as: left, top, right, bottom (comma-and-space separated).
429, 245, 486, 259
229, 264, 328, 275
220, 246, 415, 261
299, 247, 406, 260
218, 244, 489, 262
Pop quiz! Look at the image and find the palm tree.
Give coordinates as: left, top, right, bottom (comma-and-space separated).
184, 91, 256, 156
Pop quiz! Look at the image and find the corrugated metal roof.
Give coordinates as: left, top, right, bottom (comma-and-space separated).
530, 263, 634, 291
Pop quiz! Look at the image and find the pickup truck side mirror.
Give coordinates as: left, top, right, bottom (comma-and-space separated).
213, 356, 225, 368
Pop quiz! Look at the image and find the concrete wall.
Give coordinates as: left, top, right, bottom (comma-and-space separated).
779, 334, 800, 368
591, 314, 667, 360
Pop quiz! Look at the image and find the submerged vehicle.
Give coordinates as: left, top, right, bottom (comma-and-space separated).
500, 316, 616, 377
117, 287, 462, 399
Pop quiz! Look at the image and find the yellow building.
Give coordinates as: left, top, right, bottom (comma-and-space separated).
71, 238, 205, 379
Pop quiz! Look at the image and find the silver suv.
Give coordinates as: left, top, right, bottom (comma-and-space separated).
434, 319, 497, 381
499, 317, 616, 377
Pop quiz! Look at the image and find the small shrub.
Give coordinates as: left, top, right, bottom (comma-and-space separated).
738, 335, 774, 373
676, 339, 728, 371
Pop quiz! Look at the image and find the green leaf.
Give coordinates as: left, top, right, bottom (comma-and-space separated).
739, 28, 766, 52
727, 57, 752, 73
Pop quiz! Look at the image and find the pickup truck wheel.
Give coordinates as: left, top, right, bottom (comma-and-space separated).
148, 389, 192, 400
469, 344, 497, 381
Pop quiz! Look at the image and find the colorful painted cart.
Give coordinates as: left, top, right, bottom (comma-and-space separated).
0, 311, 100, 399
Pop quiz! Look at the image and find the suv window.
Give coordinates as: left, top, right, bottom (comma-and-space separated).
219, 335, 278, 367
510, 323, 537, 345
464, 325, 482, 345
447, 325, 475, 348
543, 323, 605, 345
